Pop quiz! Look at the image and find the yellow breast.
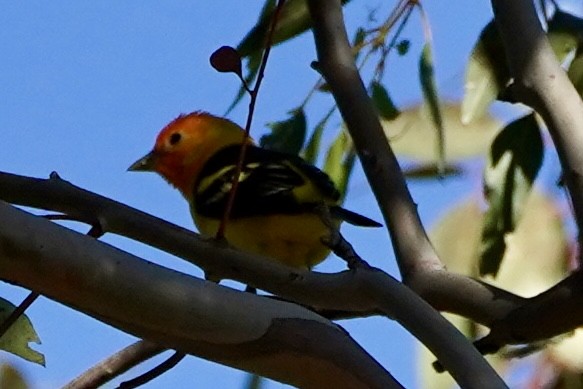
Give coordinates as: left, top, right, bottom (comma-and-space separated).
193, 211, 338, 269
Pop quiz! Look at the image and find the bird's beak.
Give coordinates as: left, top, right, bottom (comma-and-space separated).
127, 151, 157, 172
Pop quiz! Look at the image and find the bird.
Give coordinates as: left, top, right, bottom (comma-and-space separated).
128, 111, 381, 270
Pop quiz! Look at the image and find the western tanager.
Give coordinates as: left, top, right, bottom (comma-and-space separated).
128, 112, 380, 269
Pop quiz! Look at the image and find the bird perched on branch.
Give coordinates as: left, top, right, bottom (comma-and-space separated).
128, 111, 380, 270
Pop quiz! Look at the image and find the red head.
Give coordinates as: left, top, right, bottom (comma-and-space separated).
128, 111, 250, 198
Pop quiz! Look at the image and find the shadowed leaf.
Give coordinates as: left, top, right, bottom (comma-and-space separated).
302, 108, 335, 165
323, 130, 356, 200
461, 20, 508, 125
396, 39, 410, 56
419, 43, 445, 175
237, 0, 351, 58
479, 113, 544, 276
260, 109, 307, 155
462, 12, 579, 125
568, 49, 583, 97
370, 81, 400, 121
422, 191, 567, 387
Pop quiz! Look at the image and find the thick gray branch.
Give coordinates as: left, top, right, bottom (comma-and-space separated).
0, 201, 400, 389
308, 0, 440, 279
309, 0, 507, 386
303, 0, 522, 335
0, 174, 507, 387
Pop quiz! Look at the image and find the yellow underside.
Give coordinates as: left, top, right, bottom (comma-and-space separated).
193, 211, 339, 269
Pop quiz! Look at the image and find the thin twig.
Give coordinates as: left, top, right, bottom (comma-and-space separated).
375, 2, 413, 81
216, 0, 286, 239
117, 351, 185, 389
62, 340, 166, 389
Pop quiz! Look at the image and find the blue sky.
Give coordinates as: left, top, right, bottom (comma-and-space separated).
0, 1, 547, 388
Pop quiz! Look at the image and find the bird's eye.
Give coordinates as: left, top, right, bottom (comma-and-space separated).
169, 132, 182, 146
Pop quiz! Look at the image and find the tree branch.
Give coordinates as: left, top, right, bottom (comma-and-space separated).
0, 200, 400, 389
0, 171, 521, 325
303, 0, 523, 339
0, 174, 507, 387
63, 340, 166, 389
308, 0, 441, 280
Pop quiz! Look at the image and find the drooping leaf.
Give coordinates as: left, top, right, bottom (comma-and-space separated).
302, 107, 335, 165
479, 113, 544, 276
237, 0, 352, 58
370, 81, 400, 121
229, 0, 354, 111
0, 297, 44, 366
461, 20, 509, 125
260, 109, 307, 155
419, 43, 445, 176
323, 130, 356, 199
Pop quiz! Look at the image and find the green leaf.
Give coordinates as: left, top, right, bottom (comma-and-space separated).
568, 51, 583, 96
370, 81, 400, 121
462, 12, 579, 125
547, 10, 583, 45
237, 0, 352, 58
546, 11, 580, 66
419, 43, 445, 176
0, 297, 44, 366
396, 39, 410, 56
323, 130, 356, 200
479, 113, 544, 276
302, 107, 334, 165
461, 20, 509, 125
260, 109, 307, 155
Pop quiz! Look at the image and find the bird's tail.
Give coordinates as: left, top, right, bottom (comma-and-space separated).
330, 206, 382, 227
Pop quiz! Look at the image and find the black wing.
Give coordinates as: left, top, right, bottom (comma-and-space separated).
194, 144, 340, 219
